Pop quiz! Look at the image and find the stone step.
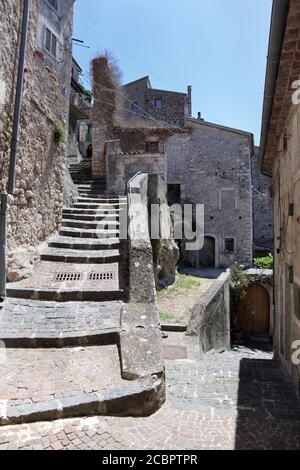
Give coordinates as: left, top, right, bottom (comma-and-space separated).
77, 193, 106, 198
6, 286, 126, 302
71, 178, 105, 184
0, 298, 122, 347
72, 202, 127, 210
76, 197, 127, 204
59, 227, 120, 239
48, 236, 122, 250
63, 207, 125, 215
41, 248, 122, 264
61, 219, 119, 230
62, 213, 120, 222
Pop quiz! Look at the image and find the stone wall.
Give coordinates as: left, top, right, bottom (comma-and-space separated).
165, 119, 254, 268
106, 140, 167, 195
252, 146, 273, 250
0, 0, 74, 275
121, 76, 187, 128
127, 173, 157, 304
187, 271, 231, 354
92, 57, 117, 178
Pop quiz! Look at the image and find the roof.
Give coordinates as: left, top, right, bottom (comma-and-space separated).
186, 117, 253, 139
72, 57, 82, 73
122, 76, 152, 89
259, 0, 291, 174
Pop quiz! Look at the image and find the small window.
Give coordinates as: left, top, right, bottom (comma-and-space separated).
225, 238, 235, 253
47, 0, 58, 10
294, 283, 300, 320
45, 28, 57, 58
131, 102, 139, 113
283, 132, 288, 154
146, 141, 159, 153
154, 99, 162, 109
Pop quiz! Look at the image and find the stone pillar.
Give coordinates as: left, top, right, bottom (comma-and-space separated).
92, 57, 117, 178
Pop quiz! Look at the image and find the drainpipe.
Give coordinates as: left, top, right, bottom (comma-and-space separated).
0, 0, 30, 300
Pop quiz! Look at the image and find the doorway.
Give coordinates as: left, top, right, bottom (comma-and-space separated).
198, 236, 215, 268
237, 284, 270, 336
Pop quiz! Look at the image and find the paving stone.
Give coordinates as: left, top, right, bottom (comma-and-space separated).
1, 338, 300, 450
0, 299, 122, 345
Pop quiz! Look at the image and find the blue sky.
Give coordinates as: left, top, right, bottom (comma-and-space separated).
73, 0, 273, 144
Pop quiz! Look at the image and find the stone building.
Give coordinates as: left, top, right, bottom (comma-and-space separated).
260, 0, 300, 395
0, 0, 74, 278
69, 57, 92, 163
165, 118, 254, 268
121, 76, 191, 128
121, 76, 255, 268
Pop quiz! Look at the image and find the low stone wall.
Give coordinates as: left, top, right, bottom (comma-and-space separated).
120, 173, 166, 412
187, 271, 231, 353
127, 173, 157, 304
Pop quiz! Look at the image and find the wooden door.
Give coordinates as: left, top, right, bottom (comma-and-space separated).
237, 284, 270, 335
199, 237, 215, 268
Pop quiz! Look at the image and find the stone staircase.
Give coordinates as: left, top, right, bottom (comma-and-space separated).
6, 162, 128, 303
0, 162, 164, 425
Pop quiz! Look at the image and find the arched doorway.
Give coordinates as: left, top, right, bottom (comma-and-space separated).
199, 236, 215, 268
237, 284, 270, 336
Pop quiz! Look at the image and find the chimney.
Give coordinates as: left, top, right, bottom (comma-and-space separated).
187, 85, 192, 118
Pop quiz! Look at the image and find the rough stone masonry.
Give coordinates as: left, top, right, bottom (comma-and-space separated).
0, 0, 74, 280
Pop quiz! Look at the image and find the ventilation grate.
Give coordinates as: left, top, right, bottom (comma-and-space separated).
88, 272, 114, 281
54, 272, 83, 282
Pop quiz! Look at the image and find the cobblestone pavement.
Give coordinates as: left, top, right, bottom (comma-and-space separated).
1, 333, 300, 450
0, 345, 125, 407
0, 299, 122, 337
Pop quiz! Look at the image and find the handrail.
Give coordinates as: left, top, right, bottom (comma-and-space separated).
127, 171, 143, 194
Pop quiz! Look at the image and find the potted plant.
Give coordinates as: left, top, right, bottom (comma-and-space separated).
231, 328, 243, 343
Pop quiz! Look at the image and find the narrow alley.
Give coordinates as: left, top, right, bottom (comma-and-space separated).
0, 334, 300, 450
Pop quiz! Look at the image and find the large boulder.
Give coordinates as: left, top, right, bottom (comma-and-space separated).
154, 239, 179, 288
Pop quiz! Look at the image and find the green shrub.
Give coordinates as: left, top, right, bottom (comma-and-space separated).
53, 120, 65, 145
253, 254, 273, 270
230, 264, 250, 305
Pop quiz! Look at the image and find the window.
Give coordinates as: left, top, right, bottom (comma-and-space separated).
146, 141, 159, 153
283, 133, 288, 154
294, 283, 300, 321
45, 28, 57, 58
154, 99, 162, 109
131, 102, 139, 113
47, 0, 58, 10
225, 238, 235, 253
